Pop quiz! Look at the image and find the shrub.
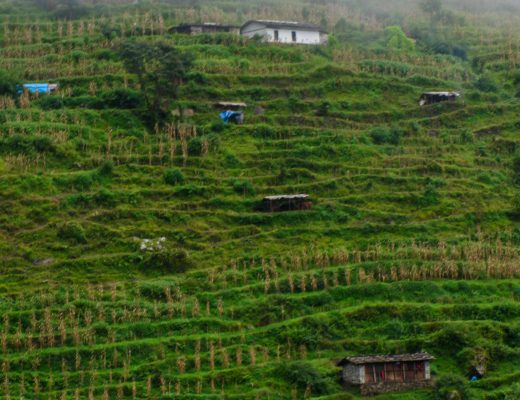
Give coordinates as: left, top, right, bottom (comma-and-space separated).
223, 151, 242, 168
57, 222, 87, 244
101, 25, 121, 41
316, 101, 331, 116
163, 169, 185, 185
475, 75, 498, 93
506, 384, 520, 400
175, 184, 204, 197
434, 375, 471, 400
70, 50, 87, 64
0, 69, 18, 96
142, 249, 190, 272
210, 120, 226, 132
385, 25, 415, 51
512, 155, 520, 183
71, 173, 94, 190
276, 361, 332, 395
97, 160, 114, 177
509, 194, 520, 220
369, 126, 403, 145
288, 95, 304, 113
94, 188, 117, 207
420, 183, 441, 207
233, 180, 255, 196
93, 49, 117, 61
186, 71, 208, 84
188, 134, 219, 156
39, 96, 64, 110
434, 325, 475, 351
101, 88, 142, 109
0, 135, 55, 155
64, 96, 104, 109
252, 124, 276, 138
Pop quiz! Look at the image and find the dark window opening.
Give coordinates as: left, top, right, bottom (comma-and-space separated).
292, 31, 297, 42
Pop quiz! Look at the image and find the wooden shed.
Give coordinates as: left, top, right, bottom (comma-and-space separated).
419, 91, 460, 106
260, 194, 312, 212
169, 23, 240, 35
337, 353, 434, 396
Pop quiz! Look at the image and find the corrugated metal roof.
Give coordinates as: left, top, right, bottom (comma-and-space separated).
337, 353, 434, 366
215, 102, 247, 108
263, 194, 309, 201
242, 20, 326, 33
421, 92, 460, 96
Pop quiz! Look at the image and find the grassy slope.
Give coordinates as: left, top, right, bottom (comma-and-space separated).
1, 0, 520, 398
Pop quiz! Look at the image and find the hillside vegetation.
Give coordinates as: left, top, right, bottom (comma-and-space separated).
1, 0, 520, 399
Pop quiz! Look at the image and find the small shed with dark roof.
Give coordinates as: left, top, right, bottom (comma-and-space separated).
241, 20, 328, 45
260, 194, 312, 212
337, 353, 435, 396
419, 91, 460, 106
169, 23, 240, 35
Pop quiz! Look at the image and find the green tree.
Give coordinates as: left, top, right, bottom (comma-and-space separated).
421, 0, 443, 19
0, 69, 18, 97
512, 155, 520, 183
506, 384, 520, 400
385, 26, 415, 51
53, 0, 90, 19
334, 17, 350, 34
301, 7, 310, 21
118, 41, 193, 127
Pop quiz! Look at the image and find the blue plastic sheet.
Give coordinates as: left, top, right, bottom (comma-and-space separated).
17, 84, 57, 94
219, 110, 244, 124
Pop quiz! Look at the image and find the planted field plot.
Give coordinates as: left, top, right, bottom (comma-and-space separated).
1, 0, 520, 398
1, 242, 520, 399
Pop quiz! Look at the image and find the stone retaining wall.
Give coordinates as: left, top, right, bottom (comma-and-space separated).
360, 380, 433, 396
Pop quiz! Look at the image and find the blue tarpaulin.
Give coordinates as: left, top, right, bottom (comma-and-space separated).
219, 110, 244, 124
17, 84, 58, 94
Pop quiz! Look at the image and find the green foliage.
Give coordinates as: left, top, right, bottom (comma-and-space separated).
475, 75, 499, 93
369, 126, 403, 145
288, 95, 304, 113
163, 168, 185, 186
97, 161, 114, 177
276, 361, 333, 395
505, 384, 520, 400
39, 96, 64, 110
3, 2, 520, 398
118, 40, 194, 126
52, 0, 90, 19
142, 249, 190, 272
512, 155, 520, 184
316, 101, 331, 116
94, 188, 118, 207
188, 134, 220, 156
385, 26, 415, 51
0, 135, 55, 154
0, 69, 18, 96
420, 183, 441, 207
421, 0, 443, 18
434, 375, 471, 400
57, 221, 87, 244
232, 180, 255, 196
101, 89, 143, 109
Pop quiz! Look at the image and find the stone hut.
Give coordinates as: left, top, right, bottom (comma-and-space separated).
337, 352, 434, 396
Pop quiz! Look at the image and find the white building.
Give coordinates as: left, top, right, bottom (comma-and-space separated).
240, 20, 328, 45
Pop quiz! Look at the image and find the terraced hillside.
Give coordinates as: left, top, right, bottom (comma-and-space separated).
1, 0, 520, 398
